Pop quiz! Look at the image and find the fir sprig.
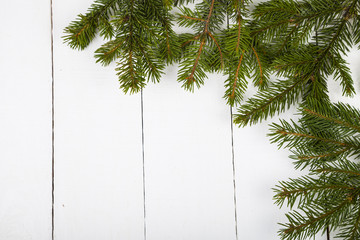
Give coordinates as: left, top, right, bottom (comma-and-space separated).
274, 160, 360, 240
271, 99, 360, 240
235, 0, 358, 126
221, 0, 271, 106
63, 0, 120, 49
176, 0, 227, 90
270, 99, 360, 169
64, 0, 178, 93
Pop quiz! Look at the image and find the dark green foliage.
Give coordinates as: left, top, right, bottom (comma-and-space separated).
64, 0, 121, 50
221, 0, 272, 105
64, 0, 272, 105
270, 99, 360, 239
235, 0, 359, 126
270, 99, 360, 169
176, 0, 227, 90
63, 0, 359, 112
261, 2, 360, 234
64, 0, 177, 93
274, 160, 360, 240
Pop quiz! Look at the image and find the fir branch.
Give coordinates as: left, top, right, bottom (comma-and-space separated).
280, 200, 350, 240
95, 37, 127, 66
177, 0, 227, 90
186, 37, 206, 87
251, 0, 345, 42
231, 50, 245, 99
208, 32, 224, 69
236, 13, 242, 53
224, 49, 247, 106
251, 46, 264, 87
346, 207, 360, 240
271, 98, 360, 239
180, 33, 202, 47
276, 23, 299, 53
299, 99, 360, 140
63, 0, 120, 49
270, 118, 360, 153
297, 147, 349, 161
235, 0, 358, 127
274, 175, 354, 209
275, 129, 349, 148
302, 108, 360, 134
234, 76, 305, 126
330, 52, 355, 96
316, 167, 360, 178
64, 1, 360, 239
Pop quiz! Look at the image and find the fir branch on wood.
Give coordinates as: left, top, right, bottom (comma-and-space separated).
235, 0, 359, 126
64, 2, 360, 239
271, 99, 360, 240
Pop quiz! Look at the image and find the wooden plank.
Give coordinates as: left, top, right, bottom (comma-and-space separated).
143, 71, 237, 240
0, 0, 52, 239
53, 0, 144, 239
233, 120, 299, 240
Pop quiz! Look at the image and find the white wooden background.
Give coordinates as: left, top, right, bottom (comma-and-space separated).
1, 0, 359, 240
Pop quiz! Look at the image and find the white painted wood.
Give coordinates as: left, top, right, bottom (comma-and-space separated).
0, 0, 52, 239
53, 0, 144, 239
143, 70, 237, 240
233, 114, 300, 240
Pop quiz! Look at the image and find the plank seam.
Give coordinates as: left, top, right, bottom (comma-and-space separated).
230, 107, 239, 240
141, 89, 147, 240
50, 0, 55, 239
